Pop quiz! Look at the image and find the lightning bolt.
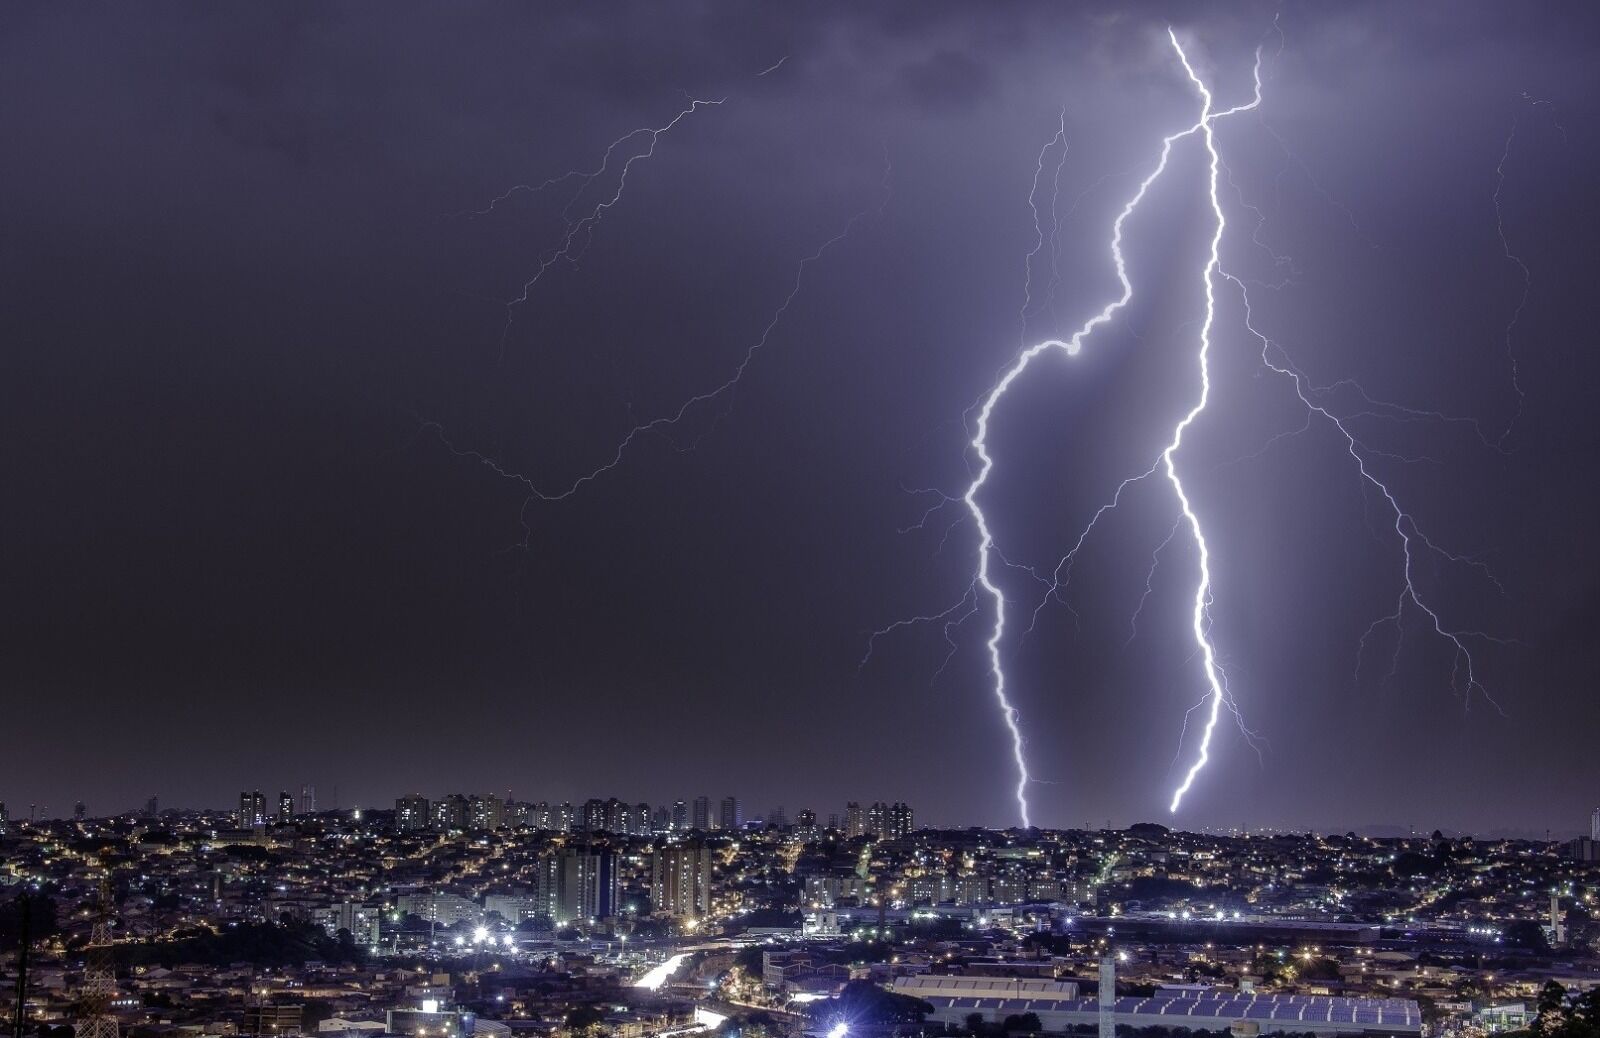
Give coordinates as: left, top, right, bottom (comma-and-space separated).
946, 32, 1262, 826
1161, 30, 1264, 814
864, 31, 1267, 826
1493, 91, 1564, 448
1228, 279, 1515, 719
428, 151, 890, 546
487, 96, 724, 359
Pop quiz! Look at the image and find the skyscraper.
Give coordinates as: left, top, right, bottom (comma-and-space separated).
395, 794, 429, 832
652, 841, 713, 919
278, 791, 296, 823
692, 795, 710, 831
432, 793, 469, 831
469, 793, 504, 831
556, 845, 618, 923
673, 800, 689, 831
889, 801, 914, 839
845, 802, 865, 838
796, 809, 818, 842
238, 790, 267, 827
1591, 807, 1599, 843
719, 796, 741, 832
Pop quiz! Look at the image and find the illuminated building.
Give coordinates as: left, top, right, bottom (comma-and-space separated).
238, 790, 267, 828
395, 794, 429, 832
431, 794, 468, 831
469, 793, 504, 831
652, 841, 713, 919
556, 845, 619, 923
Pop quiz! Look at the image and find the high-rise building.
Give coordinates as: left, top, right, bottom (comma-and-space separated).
278, 791, 296, 824
0, 801, 8, 836
795, 809, 818, 842
889, 802, 914, 839
673, 800, 689, 831
529, 852, 561, 923
652, 806, 672, 833
469, 793, 504, 831
1591, 807, 1600, 843
692, 796, 710, 831
602, 798, 629, 834
635, 802, 652, 836
719, 796, 741, 832
396, 794, 429, 832
554, 846, 618, 924
652, 841, 713, 919
75, 801, 86, 821
845, 802, 865, 838
867, 801, 888, 838
238, 790, 267, 827
431, 794, 469, 831
299, 784, 316, 815
556, 801, 576, 832
582, 798, 608, 833
770, 805, 789, 828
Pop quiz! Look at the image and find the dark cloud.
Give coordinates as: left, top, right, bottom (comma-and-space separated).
899, 50, 997, 111
1, 1, 1597, 833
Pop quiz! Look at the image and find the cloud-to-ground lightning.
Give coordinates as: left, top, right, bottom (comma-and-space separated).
872, 21, 1528, 823
439, 26, 1527, 828
1161, 30, 1264, 813
959, 32, 1263, 824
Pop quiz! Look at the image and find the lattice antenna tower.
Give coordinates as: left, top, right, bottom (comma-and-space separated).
76, 875, 119, 1038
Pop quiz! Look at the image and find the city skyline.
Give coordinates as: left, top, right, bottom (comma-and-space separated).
4, 3, 1599, 831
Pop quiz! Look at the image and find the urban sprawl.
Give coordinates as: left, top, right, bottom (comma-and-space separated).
5, 795, 1600, 1038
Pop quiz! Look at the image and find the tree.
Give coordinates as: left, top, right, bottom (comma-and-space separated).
0, 894, 61, 952
1506, 920, 1552, 954
1533, 982, 1568, 1038
1003, 1013, 1043, 1034
564, 1006, 606, 1033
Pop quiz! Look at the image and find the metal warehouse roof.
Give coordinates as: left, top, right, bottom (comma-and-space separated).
921, 992, 1421, 1030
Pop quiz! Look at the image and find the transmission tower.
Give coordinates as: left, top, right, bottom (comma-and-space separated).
75, 877, 119, 1038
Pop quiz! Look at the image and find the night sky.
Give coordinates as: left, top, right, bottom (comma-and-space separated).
5, 2, 1599, 834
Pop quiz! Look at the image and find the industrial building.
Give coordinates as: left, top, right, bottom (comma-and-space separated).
887, 979, 1422, 1037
